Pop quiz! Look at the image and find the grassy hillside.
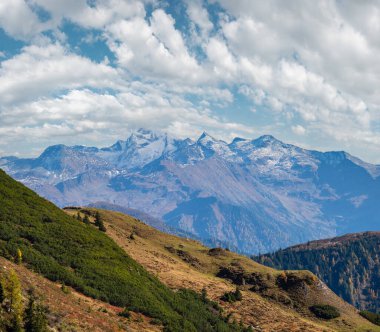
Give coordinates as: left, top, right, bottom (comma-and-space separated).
253, 232, 380, 312
0, 169, 250, 332
66, 207, 380, 332
0, 257, 161, 332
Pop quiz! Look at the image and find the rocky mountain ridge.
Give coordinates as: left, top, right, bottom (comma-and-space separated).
1, 128, 380, 253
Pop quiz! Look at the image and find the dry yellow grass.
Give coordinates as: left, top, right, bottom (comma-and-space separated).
66, 208, 380, 332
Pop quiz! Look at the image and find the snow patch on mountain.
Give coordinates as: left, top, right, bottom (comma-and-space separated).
1, 128, 379, 254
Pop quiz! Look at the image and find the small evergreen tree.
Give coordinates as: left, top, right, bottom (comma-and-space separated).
94, 212, 106, 232
201, 288, 208, 302
24, 291, 48, 332
76, 212, 82, 222
2, 269, 23, 331
221, 287, 243, 303
83, 215, 90, 225
0, 279, 4, 303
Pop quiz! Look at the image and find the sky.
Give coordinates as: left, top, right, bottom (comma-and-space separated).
0, 0, 380, 163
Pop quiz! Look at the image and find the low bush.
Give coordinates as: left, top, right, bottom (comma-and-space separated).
118, 308, 131, 318
221, 288, 242, 303
309, 304, 340, 319
359, 310, 380, 326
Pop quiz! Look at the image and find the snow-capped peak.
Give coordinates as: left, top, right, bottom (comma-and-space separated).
251, 135, 282, 147
197, 131, 218, 145
129, 128, 159, 142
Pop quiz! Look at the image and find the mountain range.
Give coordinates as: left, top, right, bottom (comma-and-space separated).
1, 128, 380, 254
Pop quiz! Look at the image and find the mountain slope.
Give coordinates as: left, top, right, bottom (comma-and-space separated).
253, 232, 380, 312
0, 257, 161, 332
0, 169, 251, 332
2, 128, 380, 254
64, 207, 380, 332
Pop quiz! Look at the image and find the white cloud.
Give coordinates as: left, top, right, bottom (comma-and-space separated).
291, 125, 306, 136
0, 0, 45, 40
0, 43, 119, 105
0, 84, 251, 156
32, 0, 147, 29
186, 0, 213, 38
106, 10, 204, 83
1, 0, 380, 162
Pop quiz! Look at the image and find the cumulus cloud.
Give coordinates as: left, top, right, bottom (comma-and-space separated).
106, 9, 205, 83
0, 86, 252, 156
0, 43, 120, 105
186, 0, 213, 40
291, 125, 306, 136
0, 0, 380, 162
0, 0, 46, 40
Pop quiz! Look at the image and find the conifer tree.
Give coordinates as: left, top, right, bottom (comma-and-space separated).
0, 278, 4, 303
94, 212, 106, 232
76, 212, 82, 222
83, 215, 90, 225
3, 269, 23, 331
24, 291, 48, 332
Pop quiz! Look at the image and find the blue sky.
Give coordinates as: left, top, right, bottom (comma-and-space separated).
0, 0, 380, 163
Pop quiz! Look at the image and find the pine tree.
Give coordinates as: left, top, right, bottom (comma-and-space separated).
83, 215, 90, 225
76, 212, 82, 222
2, 269, 23, 331
234, 287, 242, 301
201, 288, 207, 302
0, 279, 4, 303
94, 212, 106, 232
24, 291, 48, 332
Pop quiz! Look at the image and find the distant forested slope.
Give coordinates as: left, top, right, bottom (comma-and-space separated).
253, 232, 380, 312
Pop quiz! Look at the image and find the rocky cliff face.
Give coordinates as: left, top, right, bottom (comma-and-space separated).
2, 128, 380, 254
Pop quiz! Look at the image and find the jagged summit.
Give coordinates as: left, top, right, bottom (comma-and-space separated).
128, 128, 161, 142
2, 128, 380, 254
230, 137, 247, 145
197, 131, 216, 142
251, 134, 285, 147
39, 144, 68, 157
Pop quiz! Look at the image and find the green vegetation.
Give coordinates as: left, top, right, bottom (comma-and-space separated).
94, 211, 106, 232
360, 311, 380, 326
24, 290, 49, 332
0, 269, 48, 332
309, 305, 340, 320
254, 233, 380, 311
0, 268, 24, 331
82, 214, 90, 224
220, 288, 242, 303
118, 308, 131, 318
0, 170, 250, 332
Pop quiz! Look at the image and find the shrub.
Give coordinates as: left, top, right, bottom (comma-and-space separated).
150, 318, 162, 325
309, 304, 340, 319
94, 212, 106, 232
360, 310, 380, 326
83, 215, 90, 224
61, 283, 70, 294
221, 288, 242, 303
118, 308, 131, 318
